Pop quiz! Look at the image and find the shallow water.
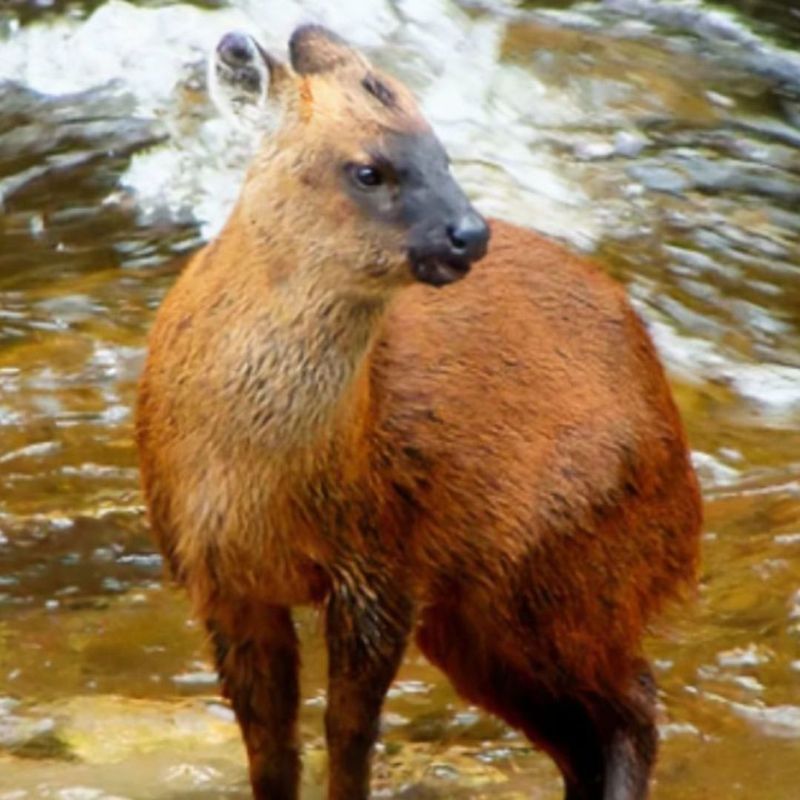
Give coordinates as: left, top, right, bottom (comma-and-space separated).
0, 0, 798, 797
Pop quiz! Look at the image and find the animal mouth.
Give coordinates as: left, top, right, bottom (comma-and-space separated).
410, 256, 472, 287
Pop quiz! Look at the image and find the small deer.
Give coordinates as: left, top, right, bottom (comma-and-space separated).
137, 25, 702, 800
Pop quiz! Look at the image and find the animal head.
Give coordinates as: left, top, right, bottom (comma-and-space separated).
210, 25, 489, 296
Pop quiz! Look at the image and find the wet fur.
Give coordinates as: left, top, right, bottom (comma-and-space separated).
137, 27, 701, 800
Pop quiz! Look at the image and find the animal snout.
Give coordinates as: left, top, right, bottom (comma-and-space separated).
446, 212, 489, 262
409, 210, 490, 288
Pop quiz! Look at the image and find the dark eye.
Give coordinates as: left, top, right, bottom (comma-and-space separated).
350, 164, 384, 189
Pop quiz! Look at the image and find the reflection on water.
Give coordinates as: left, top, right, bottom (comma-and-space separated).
1, 0, 798, 798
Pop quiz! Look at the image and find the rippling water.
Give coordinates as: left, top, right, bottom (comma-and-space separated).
1, 1, 798, 797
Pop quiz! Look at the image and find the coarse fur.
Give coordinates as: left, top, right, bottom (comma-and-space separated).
137, 25, 702, 800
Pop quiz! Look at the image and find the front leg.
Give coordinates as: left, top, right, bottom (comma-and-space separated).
208, 606, 300, 800
325, 571, 412, 800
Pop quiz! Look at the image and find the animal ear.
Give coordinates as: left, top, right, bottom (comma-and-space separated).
288, 24, 366, 75
209, 31, 294, 131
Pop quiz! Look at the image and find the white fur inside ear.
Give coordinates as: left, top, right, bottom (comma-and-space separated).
208, 31, 280, 134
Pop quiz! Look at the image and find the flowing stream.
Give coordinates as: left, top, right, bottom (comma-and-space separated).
0, 0, 798, 797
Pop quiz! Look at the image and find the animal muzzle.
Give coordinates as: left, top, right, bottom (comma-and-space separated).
408, 211, 490, 287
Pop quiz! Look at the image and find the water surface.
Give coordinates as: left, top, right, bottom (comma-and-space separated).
1, 0, 798, 797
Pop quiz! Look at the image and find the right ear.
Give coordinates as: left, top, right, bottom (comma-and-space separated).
209, 31, 294, 132
288, 24, 366, 76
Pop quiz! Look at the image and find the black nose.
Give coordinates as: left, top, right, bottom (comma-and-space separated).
446, 213, 490, 261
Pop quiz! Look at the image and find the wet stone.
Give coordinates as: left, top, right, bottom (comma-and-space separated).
626, 162, 691, 194
614, 130, 650, 157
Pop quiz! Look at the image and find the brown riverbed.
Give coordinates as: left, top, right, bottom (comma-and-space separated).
0, 0, 798, 797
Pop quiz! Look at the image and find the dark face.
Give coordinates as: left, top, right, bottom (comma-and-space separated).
341, 129, 490, 287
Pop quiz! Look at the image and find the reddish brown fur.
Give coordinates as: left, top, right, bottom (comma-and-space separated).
137, 26, 701, 800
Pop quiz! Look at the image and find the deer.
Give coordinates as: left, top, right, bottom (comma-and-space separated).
136, 24, 702, 800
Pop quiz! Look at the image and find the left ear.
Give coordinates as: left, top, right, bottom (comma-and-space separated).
209, 31, 295, 131
288, 24, 368, 76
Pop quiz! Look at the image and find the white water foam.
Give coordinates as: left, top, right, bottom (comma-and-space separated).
2, 0, 797, 416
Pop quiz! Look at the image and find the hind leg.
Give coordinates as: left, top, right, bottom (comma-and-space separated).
416, 614, 656, 800
601, 664, 658, 800
523, 663, 658, 800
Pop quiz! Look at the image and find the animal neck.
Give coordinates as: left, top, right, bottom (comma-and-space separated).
222, 245, 389, 457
